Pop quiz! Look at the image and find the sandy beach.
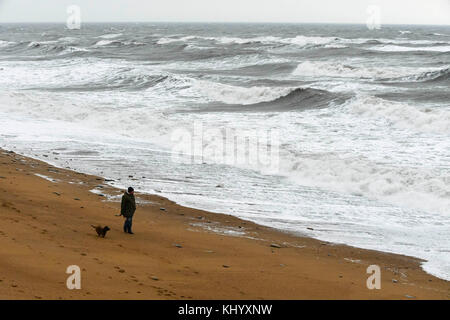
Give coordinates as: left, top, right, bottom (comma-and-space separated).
0, 148, 448, 300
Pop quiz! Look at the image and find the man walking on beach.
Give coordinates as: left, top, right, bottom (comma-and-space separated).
121, 187, 136, 234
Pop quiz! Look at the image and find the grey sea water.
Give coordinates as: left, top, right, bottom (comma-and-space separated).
0, 23, 449, 279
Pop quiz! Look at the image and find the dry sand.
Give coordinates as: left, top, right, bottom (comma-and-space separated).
0, 149, 448, 299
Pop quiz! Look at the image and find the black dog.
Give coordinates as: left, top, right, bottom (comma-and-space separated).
91, 225, 110, 238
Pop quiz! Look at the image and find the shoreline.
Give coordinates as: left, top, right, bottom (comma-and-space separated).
0, 148, 449, 299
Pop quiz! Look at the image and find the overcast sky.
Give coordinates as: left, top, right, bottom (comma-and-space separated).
0, 0, 449, 25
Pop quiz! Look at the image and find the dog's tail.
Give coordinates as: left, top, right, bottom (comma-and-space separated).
91, 225, 97, 229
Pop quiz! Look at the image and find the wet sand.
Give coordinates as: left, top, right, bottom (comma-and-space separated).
0, 149, 448, 299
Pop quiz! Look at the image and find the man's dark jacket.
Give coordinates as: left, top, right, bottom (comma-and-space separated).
121, 192, 136, 218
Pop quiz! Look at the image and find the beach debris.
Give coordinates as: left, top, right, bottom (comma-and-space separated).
405, 295, 416, 299
307, 227, 314, 231
392, 279, 398, 283
344, 258, 361, 264
174, 243, 183, 248
0, 176, 6, 179
74, 198, 80, 201
150, 276, 159, 281
216, 184, 224, 188
222, 265, 230, 268
53, 192, 61, 196
196, 216, 204, 220
270, 243, 282, 248
204, 250, 214, 254
160, 207, 166, 211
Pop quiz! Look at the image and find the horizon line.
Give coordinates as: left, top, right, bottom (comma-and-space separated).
1, 20, 450, 27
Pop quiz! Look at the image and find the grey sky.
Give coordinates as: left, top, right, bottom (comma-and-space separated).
0, 0, 449, 25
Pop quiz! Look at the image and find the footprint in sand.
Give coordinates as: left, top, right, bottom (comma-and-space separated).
93, 257, 103, 264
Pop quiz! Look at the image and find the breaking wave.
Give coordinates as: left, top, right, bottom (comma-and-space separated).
292, 60, 432, 80
399, 67, 450, 83
343, 95, 450, 134
97, 33, 123, 39
280, 150, 450, 216
94, 39, 145, 47
189, 86, 347, 112
0, 40, 15, 48
368, 44, 450, 52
